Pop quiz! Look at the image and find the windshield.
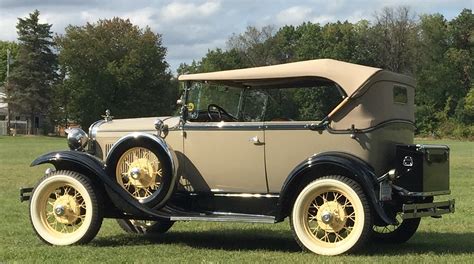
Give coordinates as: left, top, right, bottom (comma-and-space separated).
188, 82, 242, 117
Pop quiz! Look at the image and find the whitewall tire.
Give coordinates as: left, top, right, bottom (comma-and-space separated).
290, 175, 372, 255
29, 170, 103, 245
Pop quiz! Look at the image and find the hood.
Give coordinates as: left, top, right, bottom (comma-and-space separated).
95, 116, 180, 133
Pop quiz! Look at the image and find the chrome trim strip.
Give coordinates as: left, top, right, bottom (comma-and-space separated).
88, 119, 107, 140
402, 190, 451, 197
98, 127, 181, 133
327, 119, 415, 134
211, 193, 279, 198
183, 119, 414, 132
184, 122, 264, 131
170, 214, 276, 223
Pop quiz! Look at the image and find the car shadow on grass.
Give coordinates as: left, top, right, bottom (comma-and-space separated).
93, 228, 301, 252
92, 228, 473, 255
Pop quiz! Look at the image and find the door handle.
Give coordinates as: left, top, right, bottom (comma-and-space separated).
249, 136, 264, 145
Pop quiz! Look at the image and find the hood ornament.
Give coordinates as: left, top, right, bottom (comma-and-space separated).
102, 109, 113, 122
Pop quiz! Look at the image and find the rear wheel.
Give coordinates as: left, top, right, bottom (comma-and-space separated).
116, 219, 174, 235
290, 175, 372, 255
372, 213, 420, 243
29, 170, 103, 245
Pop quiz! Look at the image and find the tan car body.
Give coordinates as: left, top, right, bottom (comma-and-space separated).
94, 59, 415, 194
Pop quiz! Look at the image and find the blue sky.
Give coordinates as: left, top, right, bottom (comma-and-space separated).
0, 0, 471, 72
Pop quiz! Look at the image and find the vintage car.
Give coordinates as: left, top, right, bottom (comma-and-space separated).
20, 59, 455, 255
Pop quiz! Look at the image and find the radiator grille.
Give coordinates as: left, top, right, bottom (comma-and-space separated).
105, 143, 113, 157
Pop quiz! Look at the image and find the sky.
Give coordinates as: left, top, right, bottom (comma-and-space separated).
0, 0, 471, 73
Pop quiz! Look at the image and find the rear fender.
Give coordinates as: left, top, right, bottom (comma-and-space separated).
277, 152, 395, 225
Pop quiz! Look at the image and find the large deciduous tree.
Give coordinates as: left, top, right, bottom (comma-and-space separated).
6, 10, 57, 134
56, 18, 176, 129
371, 6, 417, 74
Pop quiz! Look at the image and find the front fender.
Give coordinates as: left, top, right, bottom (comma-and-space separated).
31, 150, 170, 220
277, 152, 395, 225
105, 132, 179, 178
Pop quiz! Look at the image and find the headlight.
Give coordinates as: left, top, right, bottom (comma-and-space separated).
65, 128, 89, 151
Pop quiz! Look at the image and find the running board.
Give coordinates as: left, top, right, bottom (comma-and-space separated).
170, 214, 276, 223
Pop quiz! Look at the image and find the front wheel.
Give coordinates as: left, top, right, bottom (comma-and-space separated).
372, 214, 420, 243
29, 170, 103, 245
290, 175, 372, 255
116, 219, 174, 235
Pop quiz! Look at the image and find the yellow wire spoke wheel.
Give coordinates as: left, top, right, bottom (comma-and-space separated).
29, 171, 102, 245
115, 147, 163, 202
291, 176, 371, 255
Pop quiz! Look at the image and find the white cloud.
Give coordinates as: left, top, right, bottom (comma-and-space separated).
276, 6, 313, 25
160, 0, 221, 22
123, 8, 157, 29
0, 0, 471, 73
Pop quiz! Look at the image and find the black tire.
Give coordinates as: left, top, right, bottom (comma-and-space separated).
372, 215, 420, 243
290, 175, 372, 255
29, 170, 103, 245
116, 219, 174, 235
106, 138, 173, 209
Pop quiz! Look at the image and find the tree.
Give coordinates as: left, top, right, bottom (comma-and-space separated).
56, 18, 176, 129
227, 25, 276, 66
5, 10, 57, 134
371, 6, 417, 74
177, 7, 473, 138
0, 41, 19, 84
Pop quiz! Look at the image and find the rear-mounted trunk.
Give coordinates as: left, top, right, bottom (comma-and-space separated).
394, 144, 450, 196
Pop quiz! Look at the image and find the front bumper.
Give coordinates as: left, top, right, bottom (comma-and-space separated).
402, 199, 455, 219
20, 187, 33, 202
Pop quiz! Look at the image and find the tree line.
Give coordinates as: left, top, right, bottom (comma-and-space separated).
179, 7, 473, 139
0, 7, 472, 138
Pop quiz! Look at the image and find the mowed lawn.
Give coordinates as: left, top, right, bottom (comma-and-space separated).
0, 136, 472, 263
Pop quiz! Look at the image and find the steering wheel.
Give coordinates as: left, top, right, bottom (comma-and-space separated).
207, 104, 236, 121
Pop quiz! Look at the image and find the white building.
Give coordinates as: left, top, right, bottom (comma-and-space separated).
0, 89, 8, 135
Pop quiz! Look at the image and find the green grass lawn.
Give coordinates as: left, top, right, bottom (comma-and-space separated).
0, 136, 472, 263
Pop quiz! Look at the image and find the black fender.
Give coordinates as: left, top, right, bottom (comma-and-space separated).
104, 132, 179, 209
30, 150, 171, 220
276, 151, 395, 225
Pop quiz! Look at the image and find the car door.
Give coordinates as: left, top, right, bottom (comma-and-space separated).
262, 83, 347, 193
181, 86, 268, 193
183, 122, 267, 193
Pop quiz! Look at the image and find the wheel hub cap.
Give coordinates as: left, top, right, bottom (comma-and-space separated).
52, 194, 81, 225
316, 201, 347, 232
321, 211, 333, 224
127, 158, 156, 188
54, 205, 65, 216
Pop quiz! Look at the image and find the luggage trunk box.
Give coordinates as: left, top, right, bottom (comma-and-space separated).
394, 144, 450, 196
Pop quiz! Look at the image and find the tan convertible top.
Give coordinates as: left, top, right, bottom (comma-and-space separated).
178, 59, 383, 96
